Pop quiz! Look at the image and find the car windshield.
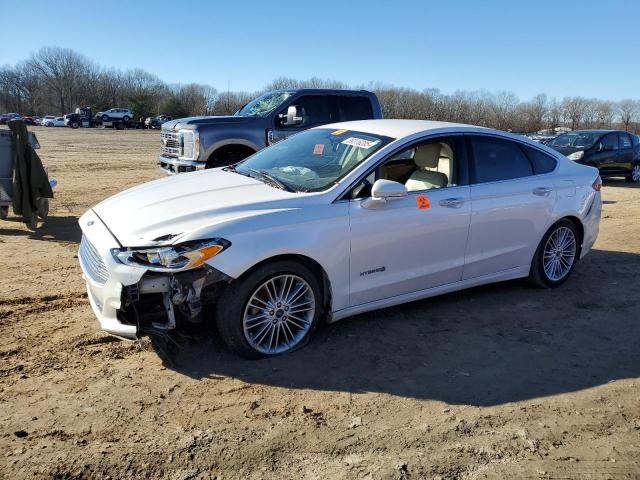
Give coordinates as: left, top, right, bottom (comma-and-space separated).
548, 132, 601, 149
234, 128, 393, 192
236, 91, 294, 117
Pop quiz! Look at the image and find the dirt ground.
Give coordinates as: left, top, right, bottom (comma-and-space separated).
0, 127, 639, 480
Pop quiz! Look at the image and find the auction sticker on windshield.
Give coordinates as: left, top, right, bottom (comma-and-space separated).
313, 144, 325, 155
341, 137, 379, 149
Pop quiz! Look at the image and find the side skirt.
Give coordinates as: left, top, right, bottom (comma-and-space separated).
329, 266, 530, 323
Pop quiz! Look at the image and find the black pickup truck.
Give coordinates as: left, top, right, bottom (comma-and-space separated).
158, 89, 382, 174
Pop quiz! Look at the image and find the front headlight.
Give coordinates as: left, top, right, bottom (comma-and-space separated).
567, 151, 584, 161
179, 129, 200, 160
112, 238, 230, 272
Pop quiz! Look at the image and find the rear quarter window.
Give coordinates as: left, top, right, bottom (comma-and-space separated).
521, 145, 557, 174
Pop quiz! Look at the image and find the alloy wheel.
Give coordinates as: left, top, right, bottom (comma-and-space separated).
543, 226, 576, 282
632, 165, 640, 182
243, 274, 315, 355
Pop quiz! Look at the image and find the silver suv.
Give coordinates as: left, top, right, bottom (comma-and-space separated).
95, 108, 134, 122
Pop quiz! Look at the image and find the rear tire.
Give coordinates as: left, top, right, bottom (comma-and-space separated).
215, 260, 322, 359
101, 115, 109, 122
529, 219, 579, 288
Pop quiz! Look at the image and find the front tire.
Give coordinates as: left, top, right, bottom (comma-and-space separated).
529, 219, 579, 288
626, 164, 640, 183
123, 116, 130, 122
101, 115, 109, 122
215, 260, 322, 359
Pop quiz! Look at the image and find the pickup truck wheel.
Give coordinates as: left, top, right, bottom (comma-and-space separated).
101, 115, 109, 122
123, 116, 130, 122
70, 121, 79, 129
215, 260, 322, 359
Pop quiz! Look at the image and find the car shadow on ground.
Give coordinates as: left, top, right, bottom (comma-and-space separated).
0, 215, 81, 244
603, 177, 639, 188
150, 248, 640, 406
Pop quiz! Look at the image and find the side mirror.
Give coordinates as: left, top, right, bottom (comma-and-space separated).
362, 179, 407, 209
282, 105, 303, 126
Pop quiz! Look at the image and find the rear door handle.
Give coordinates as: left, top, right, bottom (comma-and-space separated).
533, 187, 553, 196
439, 197, 465, 208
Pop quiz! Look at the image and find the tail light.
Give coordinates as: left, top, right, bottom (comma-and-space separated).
592, 175, 602, 192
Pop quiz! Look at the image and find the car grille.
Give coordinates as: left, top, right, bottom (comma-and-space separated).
160, 130, 181, 157
79, 235, 109, 285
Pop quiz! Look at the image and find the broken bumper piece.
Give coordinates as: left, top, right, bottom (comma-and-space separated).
78, 210, 230, 340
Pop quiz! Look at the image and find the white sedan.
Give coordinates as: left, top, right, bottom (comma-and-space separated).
43, 116, 66, 127
78, 120, 602, 358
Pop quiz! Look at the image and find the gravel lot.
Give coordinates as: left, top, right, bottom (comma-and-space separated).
1, 127, 639, 479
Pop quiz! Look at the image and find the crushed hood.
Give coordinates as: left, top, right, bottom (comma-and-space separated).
93, 169, 298, 247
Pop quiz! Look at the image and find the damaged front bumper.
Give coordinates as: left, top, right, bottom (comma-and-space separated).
78, 210, 229, 340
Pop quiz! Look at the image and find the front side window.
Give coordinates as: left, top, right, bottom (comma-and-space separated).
470, 136, 533, 183
351, 137, 460, 198
278, 95, 330, 128
235, 128, 393, 192
236, 91, 294, 117
601, 133, 618, 151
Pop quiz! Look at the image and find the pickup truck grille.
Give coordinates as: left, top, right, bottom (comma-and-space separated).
160, 131, 181, 157
79, 235, 109, 285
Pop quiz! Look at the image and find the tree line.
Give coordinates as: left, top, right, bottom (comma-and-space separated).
1, 46, 639, 133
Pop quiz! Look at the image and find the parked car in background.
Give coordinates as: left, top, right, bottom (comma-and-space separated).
80, 119, 602, 357
145, 115, 172, 129
95, 108, 134, 123
43, 116, 66, 127
0, 113, 21, 124
21, 116, 37, 126
158, 89, 382, 174
547, 129, 640, 182
40, 115, 55, 126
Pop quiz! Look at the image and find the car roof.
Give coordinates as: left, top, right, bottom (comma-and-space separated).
312, 119, 480, 139
569, 129, 617, 134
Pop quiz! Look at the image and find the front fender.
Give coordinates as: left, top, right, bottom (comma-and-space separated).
205, 203, 351, 312
202, 137, 262, 161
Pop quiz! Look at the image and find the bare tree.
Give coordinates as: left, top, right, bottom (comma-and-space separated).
25, 47, 94, 113
617, 99, 639, 131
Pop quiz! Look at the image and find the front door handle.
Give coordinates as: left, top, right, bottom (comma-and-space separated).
533, 187, 553, 196
439, 197, 465, 208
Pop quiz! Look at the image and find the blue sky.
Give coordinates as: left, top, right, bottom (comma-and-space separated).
2, 0, 639, 101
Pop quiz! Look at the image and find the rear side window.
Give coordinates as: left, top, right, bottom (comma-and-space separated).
338, 96, 373, 121
619, 133, 632, 149
469, 136, 533, 183
521, 145, 557, 174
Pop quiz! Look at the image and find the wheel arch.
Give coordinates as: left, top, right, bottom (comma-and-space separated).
204, 140, 259, 167
231, 253, 333, 319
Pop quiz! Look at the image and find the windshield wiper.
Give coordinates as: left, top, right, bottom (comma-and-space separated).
247, 168, 294, 192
